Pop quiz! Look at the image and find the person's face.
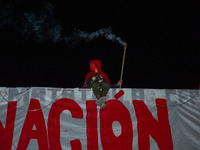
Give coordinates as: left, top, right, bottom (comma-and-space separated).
90, 63, 98, 72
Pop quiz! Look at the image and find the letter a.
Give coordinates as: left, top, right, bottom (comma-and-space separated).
17, 99, 48, 150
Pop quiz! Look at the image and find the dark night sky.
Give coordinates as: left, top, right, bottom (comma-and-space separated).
0, 1, 199, 89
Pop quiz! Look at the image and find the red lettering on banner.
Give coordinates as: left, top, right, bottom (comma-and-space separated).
133, 99, 173, 150
100, 100, 133, 150
86, 100, 98, 150
0, 101, 17, 150
114, 90, 125, 99
17, 99, 48, 150
70, 139, 82, 150
0, 90, 175, 149
48, 98, 83, 150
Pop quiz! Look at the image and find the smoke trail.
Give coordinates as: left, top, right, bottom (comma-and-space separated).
64, 27, 126, 46
0, 2, 126, 46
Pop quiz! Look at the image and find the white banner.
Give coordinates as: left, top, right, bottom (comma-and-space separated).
0, 87, 200, 150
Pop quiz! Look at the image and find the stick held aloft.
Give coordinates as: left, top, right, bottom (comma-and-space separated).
120, 43, 127, 88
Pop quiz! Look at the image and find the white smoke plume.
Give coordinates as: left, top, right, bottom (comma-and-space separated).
0, 2, 126, 46
65, 27, 126, 46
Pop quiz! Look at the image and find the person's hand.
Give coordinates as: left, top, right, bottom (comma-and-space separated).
117, 79, 123, 86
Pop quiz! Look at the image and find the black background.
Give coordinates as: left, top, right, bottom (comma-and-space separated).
0, 1, 199, 89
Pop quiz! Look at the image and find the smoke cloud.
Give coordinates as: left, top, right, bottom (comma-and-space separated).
0, 2, 126, 46
0, 3, 61, 42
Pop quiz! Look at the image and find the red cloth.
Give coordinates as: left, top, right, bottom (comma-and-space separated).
83, 60, 111, 87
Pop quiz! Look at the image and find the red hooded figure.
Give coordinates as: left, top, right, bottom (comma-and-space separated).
83, 59, 111, 86
83, 59, 123, 109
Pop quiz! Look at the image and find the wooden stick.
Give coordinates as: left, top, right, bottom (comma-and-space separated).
120, 43, 127, 88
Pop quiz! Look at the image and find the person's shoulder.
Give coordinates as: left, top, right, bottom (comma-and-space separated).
102, 72, 108, 76
85, 72, 94, 78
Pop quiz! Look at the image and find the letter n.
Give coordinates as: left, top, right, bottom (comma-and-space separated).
133, 99, 173, 150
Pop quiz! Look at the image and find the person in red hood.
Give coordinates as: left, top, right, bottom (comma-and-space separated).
83, 59, 123, 109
